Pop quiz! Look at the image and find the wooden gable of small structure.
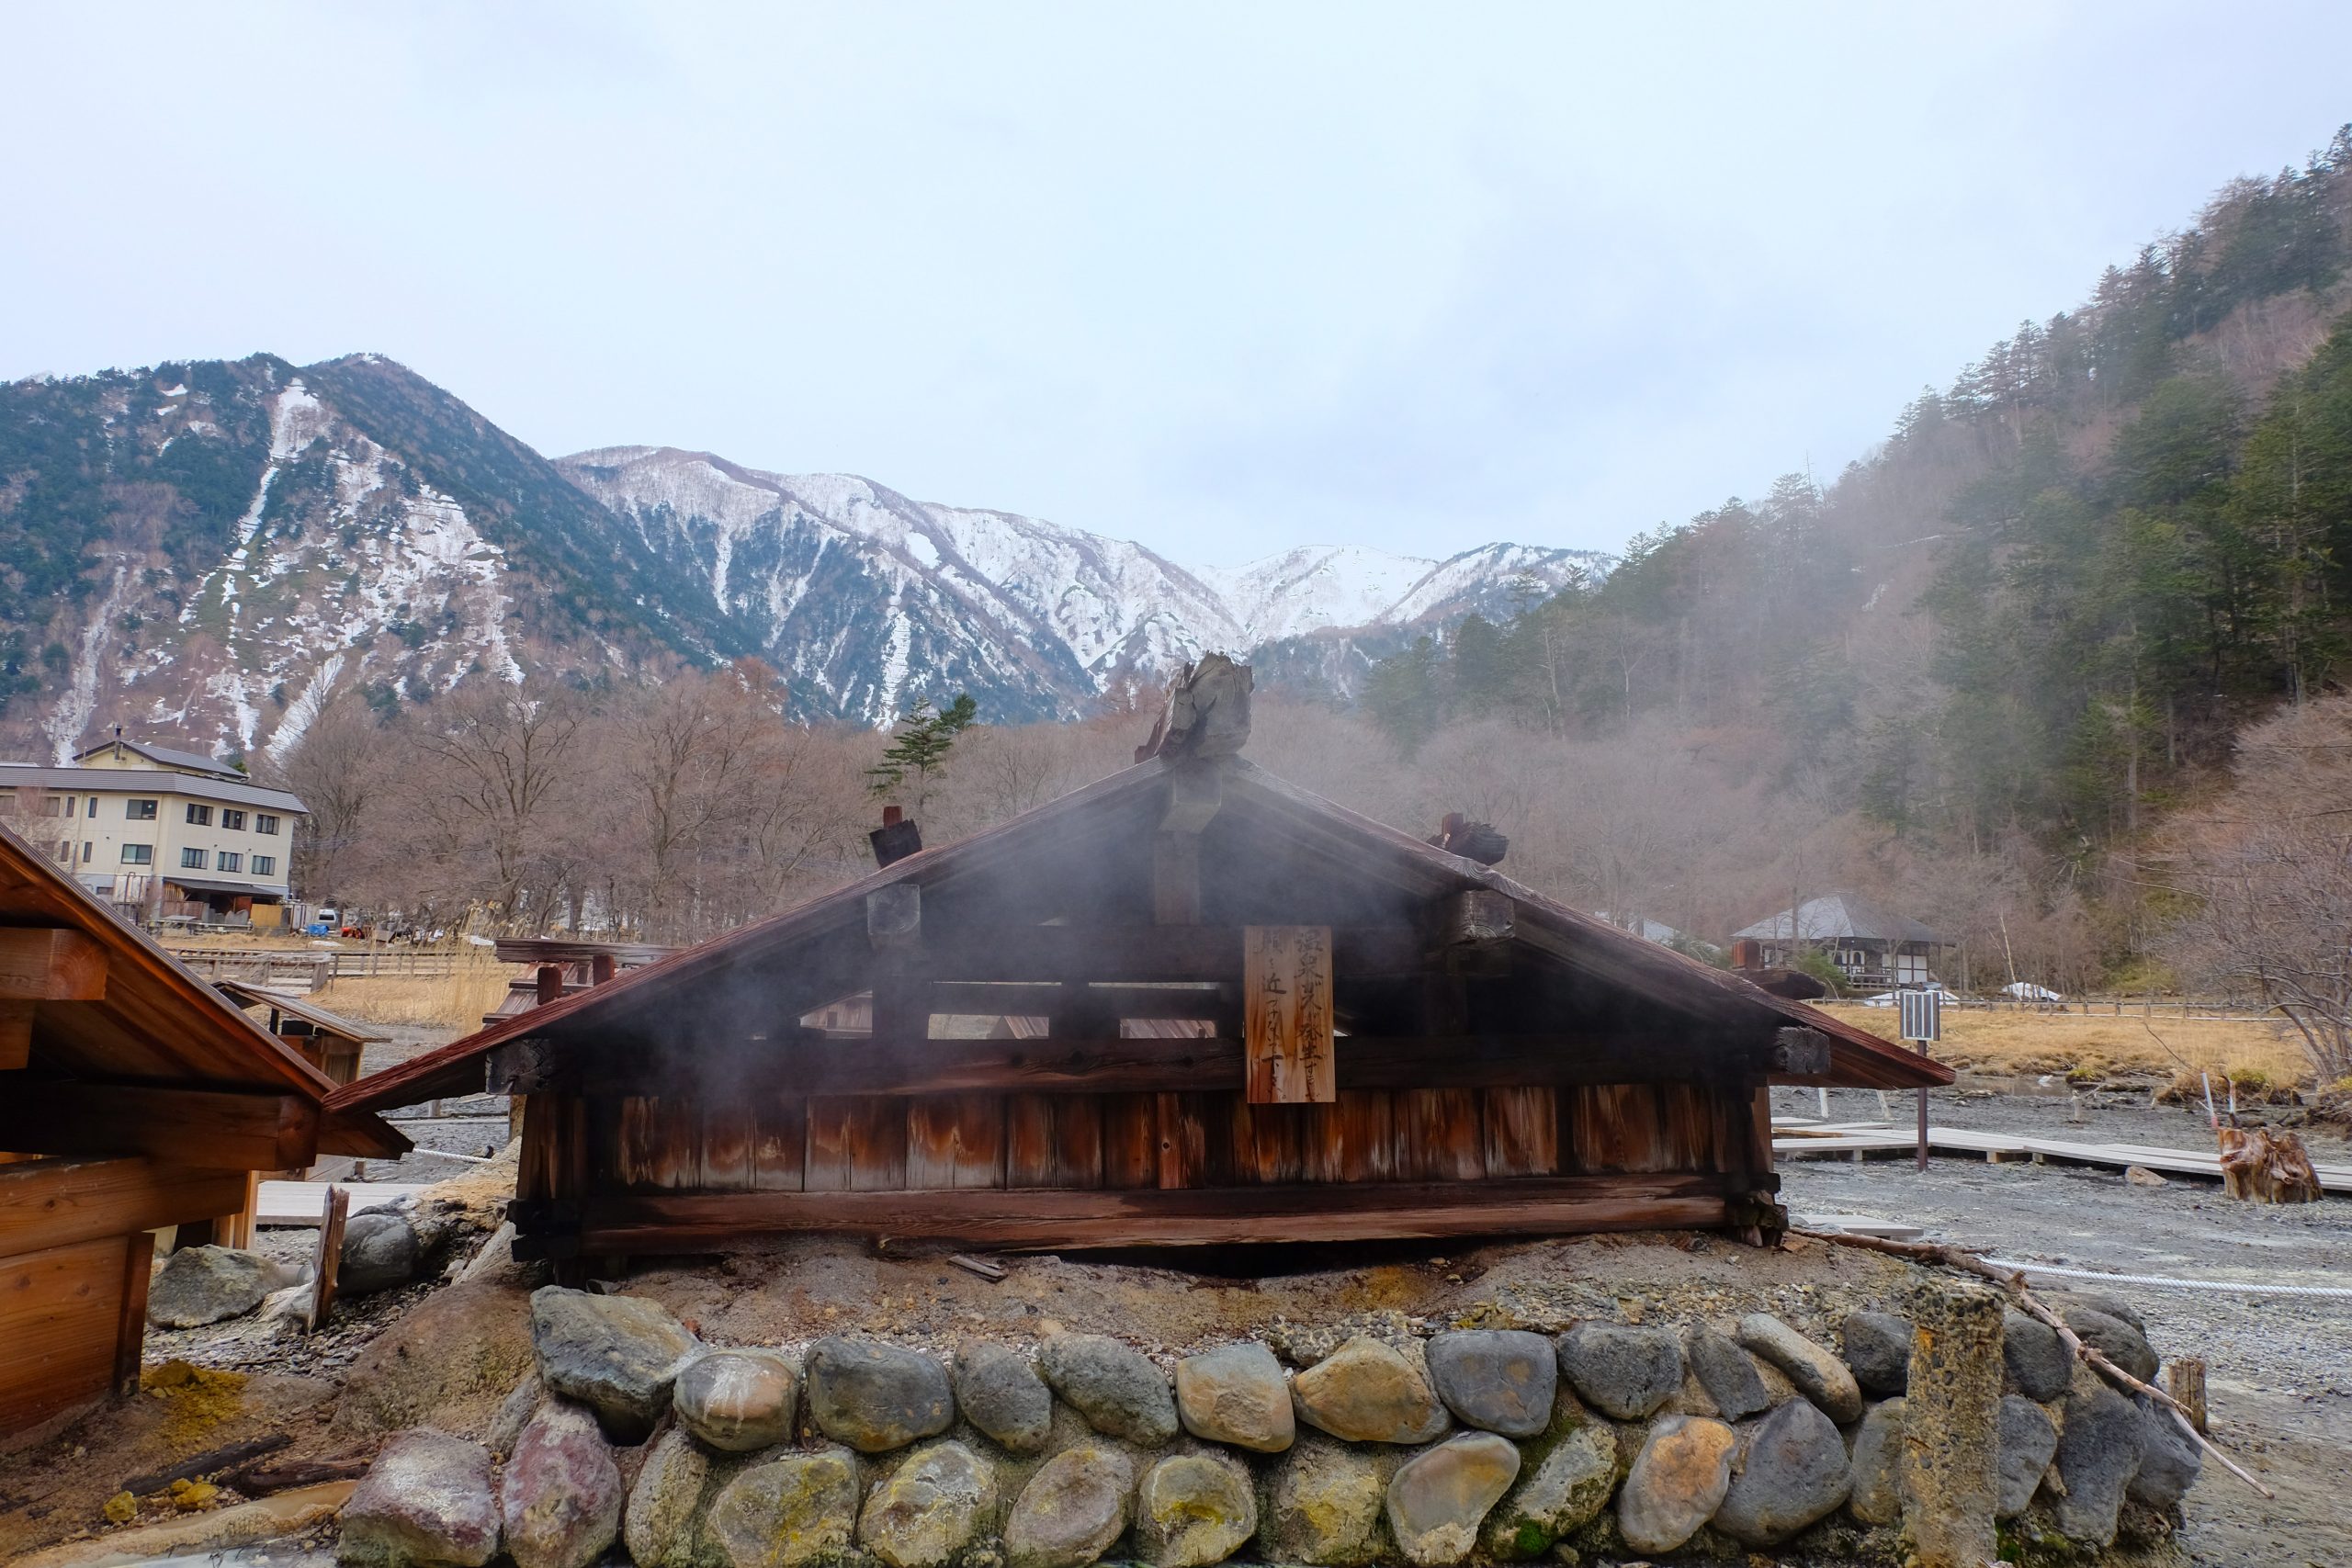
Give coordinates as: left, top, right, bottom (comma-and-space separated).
335, 752, 1946, 1270
0, 823, 405, 1435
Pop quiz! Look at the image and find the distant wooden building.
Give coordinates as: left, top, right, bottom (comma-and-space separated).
338, 720, 1948, 1273
0, 824, 404, 1435
1731, 894, 1950, 991
214, 977, 389, 1089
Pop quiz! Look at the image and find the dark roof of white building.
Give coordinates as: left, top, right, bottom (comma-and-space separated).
1731, 893, 1942, 946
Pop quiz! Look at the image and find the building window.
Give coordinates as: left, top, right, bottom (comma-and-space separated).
120, 843, 153, 865
217, 852, 243, 873
181, 847, 209, 869
53, 840, 71, 863
41, 796, 67, 817
254, 813, 281, 835
126, 798, 158, 821
186, 803, 213, 826
221, 808, 247, 830
81, 841, 92, 863
251, 854, 276, 876
86, 796, 97, 818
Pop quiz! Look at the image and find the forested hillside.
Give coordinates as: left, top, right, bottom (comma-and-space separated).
1355, 129, 2352, 976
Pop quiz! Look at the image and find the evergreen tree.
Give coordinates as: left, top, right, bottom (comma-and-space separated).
865, 694, 978, 814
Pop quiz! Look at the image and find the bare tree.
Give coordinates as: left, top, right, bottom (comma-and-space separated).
411, 676, 586, 929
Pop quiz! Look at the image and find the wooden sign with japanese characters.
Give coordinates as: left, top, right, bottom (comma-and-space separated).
1244, 924, 1335, 1103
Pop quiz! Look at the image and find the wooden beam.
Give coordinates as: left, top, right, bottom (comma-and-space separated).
1159, 764, 1224, 834
0, 1083, 320, 1169
490, 1031, 1757, 1099
532, 1172, 1734, 1254
114, 1230, 154, 1396
308, 1186, 349, 1331
1152, 833, 1202, 926
0, 928, 108, 1001
1432, 890, 1513, 950
922, 924, 1423, 983
0, 1000, 28, 1071
928, 982, 1223, 1020
867, 885, 922, 950
0, 1157, 254, 1255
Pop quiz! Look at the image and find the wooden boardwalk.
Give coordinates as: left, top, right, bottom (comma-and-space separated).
1773, 1120, 2352, 1194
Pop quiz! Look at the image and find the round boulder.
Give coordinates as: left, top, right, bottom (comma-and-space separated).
955, 1342, 1053, 1453
529, 1286, 698, 1441
1711, 1397, 1851, 1546
859, 1440, 998, 1568
1259, 1437, 1389, 1566
2062, 1307, 2159, 1384
2001, 1309, 2071, 1402
2127, 1393, 2202, 1510
1685, 1326, 1771, 1421
2052, 1385, 2146, 1548
1292, 1336, 1450, 1445
1005, 1446, 1135, 1568
1040, 1333, 1179, 1447
1385, 1431, 1520, 1567
805, 1337, 955, 1453
623, 1428, 710, 1568
1846, 1397, 1905, 1527
1176, 1340, 1295, 1453
1839, 1311, 1912, 1396
707, 1448, 862, 1568
1480, 1421, 1615, 1559
1135, 1450, 1258, 1567
147, 1246, 280, 1328
1734, 1314, 1862, 1423
1617, 1415, 1736, 1556
1996, 1393, 2058, 1520
339, 1428, 502, 1568
500, 1400, 622, 1568
1423, 1330, 1556, 1438
340, 1211, 422, 1296
675, 1348, 799, 1452
1555, 1323, 1683, 1421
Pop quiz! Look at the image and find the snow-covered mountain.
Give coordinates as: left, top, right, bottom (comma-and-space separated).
0, 355, 1607, 757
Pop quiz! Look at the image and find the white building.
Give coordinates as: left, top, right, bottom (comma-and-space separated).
0, 738, 307, 926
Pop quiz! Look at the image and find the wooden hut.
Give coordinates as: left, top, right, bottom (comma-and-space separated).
213, 977, 389, 1089
335, 700, 1947, 1276
0, 824, 405, 1435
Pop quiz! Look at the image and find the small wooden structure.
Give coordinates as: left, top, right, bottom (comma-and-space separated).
213, 977, 389, 1089
0, 824, 404, 1435
335, 684, 1947, 1271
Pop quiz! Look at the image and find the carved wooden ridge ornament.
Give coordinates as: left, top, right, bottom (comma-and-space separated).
1245, 924, 1336, 1103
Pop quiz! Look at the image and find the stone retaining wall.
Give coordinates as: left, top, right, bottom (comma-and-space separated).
336, 1280, 2198, 1568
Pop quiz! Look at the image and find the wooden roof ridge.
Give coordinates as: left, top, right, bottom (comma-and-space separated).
0, 821, 408, 1153
330, 755, 1949, 1115
212, 977, 391, 1043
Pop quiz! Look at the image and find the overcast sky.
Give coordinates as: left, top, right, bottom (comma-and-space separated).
5, 5, 2347, 567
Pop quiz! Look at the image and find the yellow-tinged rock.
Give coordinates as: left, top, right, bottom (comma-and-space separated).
168, 1479, 220, 1511
102, 1491, 137, 1524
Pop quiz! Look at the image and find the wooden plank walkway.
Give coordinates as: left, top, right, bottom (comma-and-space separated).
1772, 1120, 2352, 1193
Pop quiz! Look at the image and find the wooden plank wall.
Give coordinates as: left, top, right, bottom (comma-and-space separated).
580, 1080, 1734, 1195
0, 1234, 142, 1433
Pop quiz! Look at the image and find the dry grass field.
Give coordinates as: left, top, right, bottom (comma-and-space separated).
1815, 1000, 2316, 1088
308, 954, 520, 1029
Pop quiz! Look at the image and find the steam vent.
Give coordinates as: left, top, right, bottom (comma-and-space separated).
302, 660, 2208, 1568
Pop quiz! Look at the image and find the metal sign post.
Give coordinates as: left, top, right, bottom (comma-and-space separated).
1899, 988, 1940, 1171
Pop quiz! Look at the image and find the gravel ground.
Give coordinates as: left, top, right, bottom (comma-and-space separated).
1774, 1078, 2352, 1567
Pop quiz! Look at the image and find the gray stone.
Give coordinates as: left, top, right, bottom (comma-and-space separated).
1555, 1323, 1683, 1421
148, 1246, 278, 1327
2053, 1289, 2146, 1335
338, 1429, 501, 1568
2127, 1393, 2202, 1509
339, 1211, 421, 1296
1004, 1445, 1134, 1568
1734, 1313, 1863, 1424
500, 1401, 621, 1568
1258, 1437, 1389, 1566
622, 1428, 709, 1568
485, 1372, 542, 1458
2063, 1307, 2159, 1384
1845, 1398, 1905, 1527
1423, 1331, 1556, 1438
1384, 1431, 1519, 1567
1713, 1397, 1851, 1546
707, 1448, 861, 1568
2052, 1385, 2145, 1547
1684, 1326, 1771, 1421
675, 1348, 799, 1452
1292, 1336, 1450, 1445
805, 1337, 954, 1453
1135, 1450, 1257, 1567
2002, 1308, 2072, 1402
1840, 1311, 1912, 1396
859, 1440, 998, 1568
1616, 1414, 1736, 1555
1175, 1340, 1294, 1453
1040, 1333, 1179, 1447
529, 1286, 697, 1441
1481, 1422, 1615, 1560
1996, 1394, 2058, 1519
955, 1342, 1054, 1453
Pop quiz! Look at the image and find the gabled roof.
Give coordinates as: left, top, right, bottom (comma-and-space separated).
0, 821, 404, 1156
332, 758, 1951, 1113
214, 978, 390, 1046
1732, 893, 1942, 946
73, 738, 241, 777
1, 763, 306, 814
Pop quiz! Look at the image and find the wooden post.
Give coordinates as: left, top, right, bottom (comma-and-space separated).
307, 1185, 349, 1331
1244, 925, 1334, 1104
215, 1170, 260, 1250
115, 1230, 155, 1396
2167, 1358, 2208, 1435
591, 953, 617, 986
536, 964, 563, 1007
